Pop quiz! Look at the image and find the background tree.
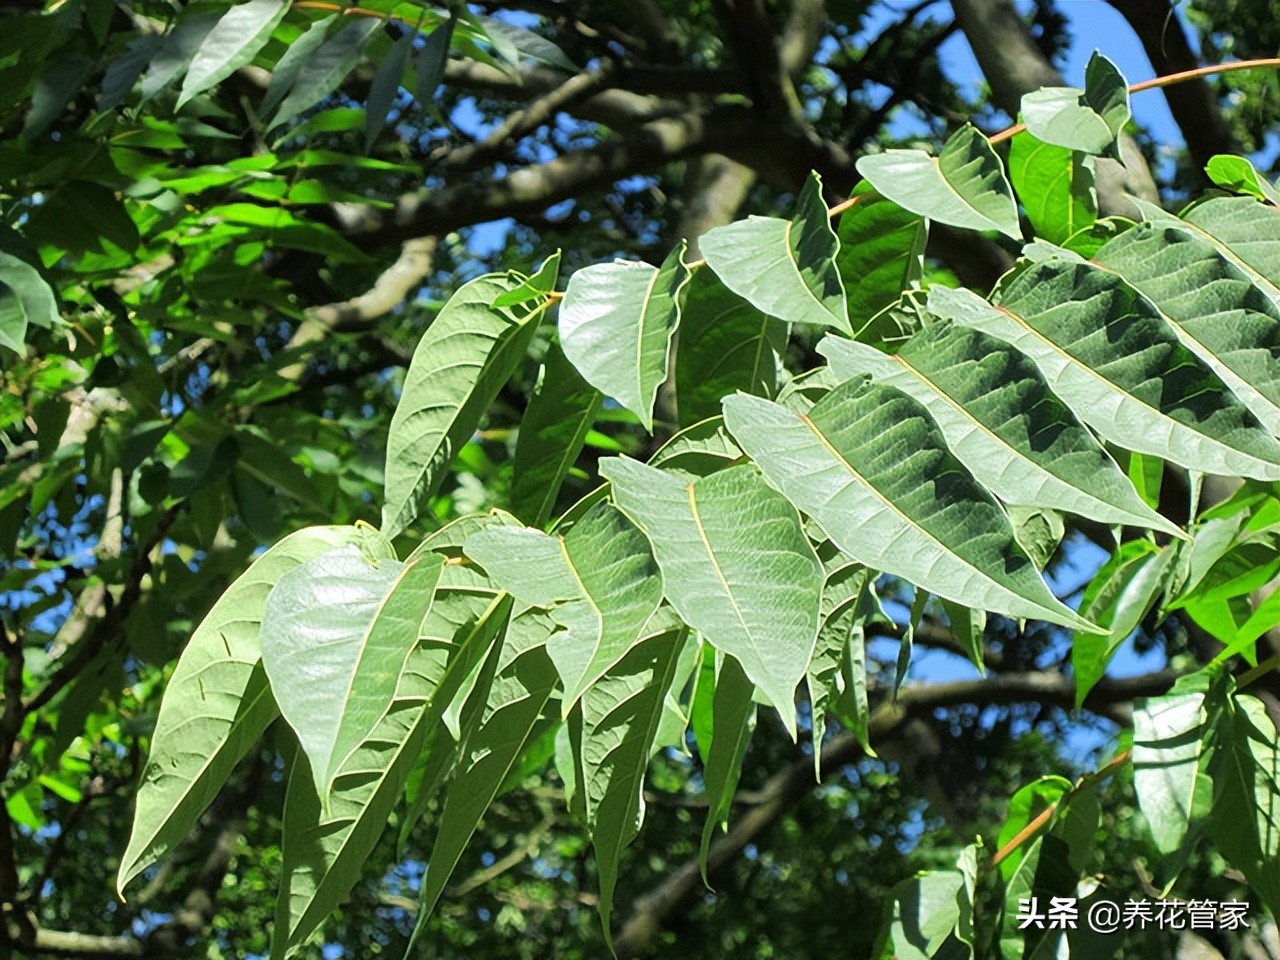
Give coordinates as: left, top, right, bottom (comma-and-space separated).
1, 1, 1279, 959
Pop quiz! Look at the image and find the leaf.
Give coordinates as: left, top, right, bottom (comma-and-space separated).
1133, 691, 1209, 855
493, 251, 561, 308
723, 386, 1093, 630
1091, 221, 1280, 433
478, 16, 577, 72
1008, 134, 1096, 245
600, 459, 823, 736
996, 775, 1072, 882
262, 547, 445, 799
410, 612, 559, 944
178, 0, 289, 109
260, 15, 336, 119
269, 18, 380, 127
1074, 542, 1171, 706
140, 12, 221, 101
464, 501, 663, 710
365, 27, 414, 151
941, 599, 985, 673
415, 18, 455, 104
558, 242, 690, 431
273, 594, 508, 959
835, 181, 927, 340
0, 253, 57, 354
674, 269, 786, 426
819, 327, 1178, 536
700, 172, 851, 333
118, 525, 382, 898
1019, 52, 1129, 157
99, 34, 164, 112
1209, 694, 1280, 918
855, 124, 1021, 240
929, 272, 1280, 481
571, 626, 686, 947
382, 273, 541, 539
509, 339, 600, 526
696, 653, 755, 884
1206, 155, 1280, 206
810, 557, 874, 768
873, 871, 971, 960
647, 416, 744, 477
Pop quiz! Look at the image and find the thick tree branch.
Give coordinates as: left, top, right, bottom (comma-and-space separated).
612, 668, 1175, 957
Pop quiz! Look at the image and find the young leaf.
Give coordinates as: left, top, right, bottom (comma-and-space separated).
493, 250, 562, 308
1133, 691, 1209, 855
178, 0, 289, 109
600, 459, 823, 736
464, 501, 663, 711
269, 18, 380, 127
696, 652, 755, 884
1008, 133, 1096, 245
571, 625, 686, 947
819, 326, 1180, 536
558, 242, 690, 431
834, 181, 927, 340
1091, 221, 1280, 433
365, 27, 415, 151
929, 272, 1280, 480
261, 547, 445, 799
700, 172, 851, 333
855, 124, 1021, 240
1205, 154, 1280, 206
509, 339, 601, 526
1019, 52, 1129, 157
382, 273, 541, 540
674, 269, 786, 426
723, 385, 1095, 630
118, 525, 383, 898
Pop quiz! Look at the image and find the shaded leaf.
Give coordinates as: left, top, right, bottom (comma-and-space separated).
1133, 691, 1209, 855
1019, 52, 1129, 157
365, 27, 415, 151
270, 18, 379, 127
696, 653, 755, 884
834, 181, 927, 340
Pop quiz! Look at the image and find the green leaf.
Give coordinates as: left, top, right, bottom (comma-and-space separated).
382, 273, 541, 539
479, 16, 577, 71
856, 124, 1021, 240
674, 269, 786, 426
819, 326, 1178, 536
415, 18, 454, 104
696, 652, 755, 884
700, 172, 851, 333
273, 594, 508, 959
600, 459, 823, 736
509, 339, 600, 527
558, 242, 690, 431
571, 625, 686, 947
996, 775, 1072, 882
411, 612, 559, 943
723, 385, 1093, 630
260, 15, 336, 119
835, 181, 927, 340
493, 251, 562, 308
810, 556, 875, 766
1210, 694, 1280, 918
1092, 221, 1280, 432
0, 252, 57, 354
178, 0, 289, 109
270, 18, 380, 127
118, 525, 381, 899
1133, 691, 1209, 855
262, 547, 444, 799
874, 871, 971, 960
941, 599, 985, 673
647, 416, 744, 477
929, 272, 1280, 480
464, 501, 663, 711
1074, 542, 1170, 705
140, 12, 221, 101
1019, 52, 1129, 157
1008, 134, 1096, 245
1138, 196, 1280, 306
365, 27, 414, 151
1206, 155, 1280, 206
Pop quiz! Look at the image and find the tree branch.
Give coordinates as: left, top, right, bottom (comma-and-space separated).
612, 668, 1175, 957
